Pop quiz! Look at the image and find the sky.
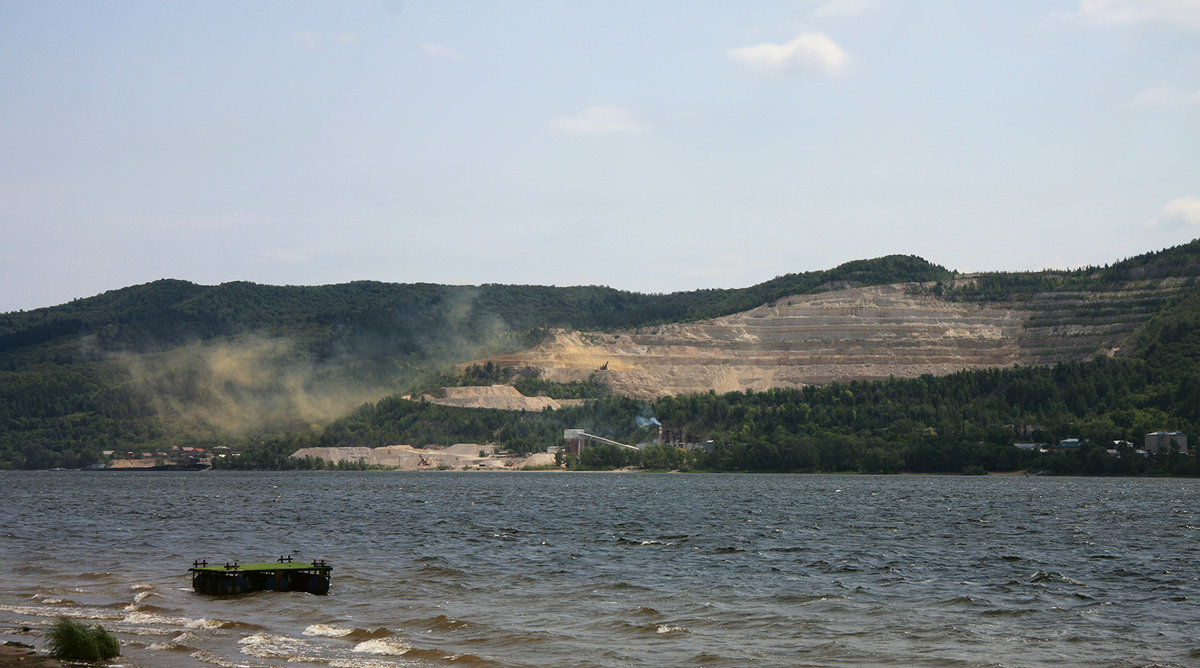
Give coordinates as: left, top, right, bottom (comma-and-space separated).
2, 0, 1199, 313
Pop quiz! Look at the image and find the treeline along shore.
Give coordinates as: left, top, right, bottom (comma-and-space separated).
4, 243, 1200, 475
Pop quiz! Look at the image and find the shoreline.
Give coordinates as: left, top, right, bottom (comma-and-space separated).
0, 644, 62, 668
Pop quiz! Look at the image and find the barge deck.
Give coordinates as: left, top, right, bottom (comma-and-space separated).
190, 556, 332, 595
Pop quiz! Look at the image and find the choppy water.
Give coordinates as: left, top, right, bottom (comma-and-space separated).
1, 471, 1198, 667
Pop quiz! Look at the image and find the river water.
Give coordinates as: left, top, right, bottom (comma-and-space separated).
1, 471, 1198, 667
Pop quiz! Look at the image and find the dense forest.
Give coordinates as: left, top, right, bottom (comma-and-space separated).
220, 301, 1200, 476
3, 242, 1200, 474
0, 254, 952, 468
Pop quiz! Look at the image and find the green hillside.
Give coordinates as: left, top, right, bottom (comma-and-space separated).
288, 265, 1200, 476
0, 255, 948, 468
2, 243, 1200, 472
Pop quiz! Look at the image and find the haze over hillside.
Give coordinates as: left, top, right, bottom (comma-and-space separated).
2, 241, 1200, 469
471, 268, 1187, 401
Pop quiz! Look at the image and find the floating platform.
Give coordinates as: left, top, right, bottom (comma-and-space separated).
190, 557, 331, 595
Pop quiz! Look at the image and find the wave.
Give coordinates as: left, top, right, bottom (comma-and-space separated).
0, 602, 124, 623
122, 601, 174, 614
147, 631, 202, 652
77, 572, 120, 581
609, 618, 695, 636
407, 614, 472, 633
304, 623, 392, 640
1028, 571, 1084, 586
123, 610, 198, 627
239, 632, 326, 661
980, 607, 1039, 617
30, 594, 75, 606
617, 536, 678, 547
132, 590, 158, 604
352, 637, 412, 656
186, 617, 262, 631
413, 558, 470, 580
769, 593, 841, 604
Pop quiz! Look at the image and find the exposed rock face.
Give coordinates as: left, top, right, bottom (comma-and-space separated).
486, 284, 1025, 399
475, 277, 1187, 400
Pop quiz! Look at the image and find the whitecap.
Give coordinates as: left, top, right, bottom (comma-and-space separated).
331, 660, 407, 668
304, 623, 355, 637
239, 632, 306, 660
353, 637, 411, 656
186, 618, 231, 630
122, 610, 187, 626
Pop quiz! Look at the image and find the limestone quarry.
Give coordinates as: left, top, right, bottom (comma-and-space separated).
458, 279, 1173, 403
295, 275, 1183, 465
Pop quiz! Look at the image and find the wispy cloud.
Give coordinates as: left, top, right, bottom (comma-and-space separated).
118, 213, 255, 231
812, 0, 880, 19
1058, 0, 1200, 29
292, 31, 359, 48
1146, 196, 1200, 227
420, 43, 463, 61
293, 30, 320, 49
550, 106, 651, 135
726, 32, 848, 74
1131, 86, 1200, 107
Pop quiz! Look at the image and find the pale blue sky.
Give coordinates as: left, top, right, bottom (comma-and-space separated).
2, 1, 1198, 312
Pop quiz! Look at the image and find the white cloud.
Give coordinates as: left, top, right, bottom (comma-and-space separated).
1131, 86, 1200, 107
335, 33, 358, 45
1147, 196, 1200, 227
420, 43, 463, 61
726, 32, 848, 74
812, 0, 879, 18
293, 31, 320, 49
550, 106, 651, 135
1064, 0, 1200, 29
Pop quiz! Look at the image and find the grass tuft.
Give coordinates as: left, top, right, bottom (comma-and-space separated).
46, 616, 120, 661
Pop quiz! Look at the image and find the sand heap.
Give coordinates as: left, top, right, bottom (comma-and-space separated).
290, 443, 558, 470
422, 385, 562, 411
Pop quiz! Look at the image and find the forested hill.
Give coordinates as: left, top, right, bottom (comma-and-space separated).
0, 254, 951, 468
2, 241, 1200, 470
1, 254, 948, 354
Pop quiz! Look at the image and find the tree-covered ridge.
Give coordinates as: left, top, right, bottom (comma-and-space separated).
1, 254, 949, 353
257, 288, 1200, 476
916, 239, 1200, 303
0, 254, 951, 468
3, 243, 1200, 470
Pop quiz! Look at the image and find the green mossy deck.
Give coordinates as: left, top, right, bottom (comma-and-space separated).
189, 558, 331, 595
